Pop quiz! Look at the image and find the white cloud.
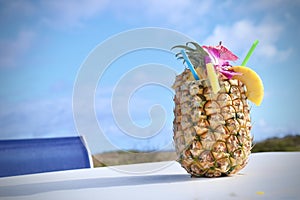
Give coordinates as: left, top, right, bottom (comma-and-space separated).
249, 0, 300, 10
74, 81, 173, 152
107, 0, 212, 34
203, 19, 292, 61
88, 64, 176, 146
0, 30, 35, 68
40, 0, 109, 29
251, 117, 300, 142
142, 0, 211, 25
0, 0, 36, 19
0, 97, 76, 139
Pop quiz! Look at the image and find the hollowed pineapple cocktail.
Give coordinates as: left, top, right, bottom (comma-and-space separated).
172, 42, 263, 177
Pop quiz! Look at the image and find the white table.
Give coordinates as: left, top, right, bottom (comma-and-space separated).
0, 152, 299, 200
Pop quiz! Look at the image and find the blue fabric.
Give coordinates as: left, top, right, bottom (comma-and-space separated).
0, 137, 91, 177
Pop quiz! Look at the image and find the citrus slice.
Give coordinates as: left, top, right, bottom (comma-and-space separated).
230, 66, 264, 106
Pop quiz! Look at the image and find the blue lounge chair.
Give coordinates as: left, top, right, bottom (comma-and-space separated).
0, 136, 93, 177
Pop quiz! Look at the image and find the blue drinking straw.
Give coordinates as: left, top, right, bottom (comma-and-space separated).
181, 50, 199, 80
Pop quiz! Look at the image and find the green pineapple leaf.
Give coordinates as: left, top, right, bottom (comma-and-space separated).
172, 42, 208, 69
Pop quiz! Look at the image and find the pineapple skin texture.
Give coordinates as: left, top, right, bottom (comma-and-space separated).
173, 69, 252, 177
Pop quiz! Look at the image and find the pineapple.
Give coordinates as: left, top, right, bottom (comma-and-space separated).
172, 42, 263, 177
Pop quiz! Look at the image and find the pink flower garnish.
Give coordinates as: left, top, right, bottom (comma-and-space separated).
203, 43, 238, 61
203, 42, 239, 79
218, 68, 242, 79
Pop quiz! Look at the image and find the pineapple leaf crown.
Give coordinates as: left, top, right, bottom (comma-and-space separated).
172, 41, 240, 79
172, 42, 208, 69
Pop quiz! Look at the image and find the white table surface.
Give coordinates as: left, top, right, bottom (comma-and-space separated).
0, 152, 299, 200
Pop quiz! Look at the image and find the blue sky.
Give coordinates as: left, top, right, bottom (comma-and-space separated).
0, 0, 299, 153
